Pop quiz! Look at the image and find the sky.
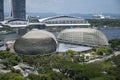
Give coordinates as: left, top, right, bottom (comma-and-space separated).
4, 0, 120, 14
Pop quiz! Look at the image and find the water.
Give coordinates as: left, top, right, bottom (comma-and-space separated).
100, 28, 120, 40
0, 28, 120, 41
0, 33, 20, 41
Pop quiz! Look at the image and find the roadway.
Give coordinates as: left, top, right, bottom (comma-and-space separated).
2, 23, 90, 28
87, 51, 120, 63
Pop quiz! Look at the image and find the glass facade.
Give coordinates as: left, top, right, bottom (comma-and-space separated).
11, 0, 26, 20
0, 0, 4, 21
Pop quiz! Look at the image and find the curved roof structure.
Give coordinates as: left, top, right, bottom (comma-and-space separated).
1, 19, 28, 27
14, 29, 57, 55
39, 16, 82, 22
39, 16, 90, 26
57, 28, 109, 47
2, 19, 27, 24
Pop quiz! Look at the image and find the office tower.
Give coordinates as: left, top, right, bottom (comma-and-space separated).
0, 0, 4, 21
11, 0, 26, 20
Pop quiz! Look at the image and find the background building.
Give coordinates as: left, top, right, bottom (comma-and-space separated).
11, 0, 26, 20
39, 16, 90, 27
0, 0, 4, 21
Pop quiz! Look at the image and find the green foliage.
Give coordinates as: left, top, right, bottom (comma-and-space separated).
87, 19, 120, 27
100, 62, 113, 71
1, 51, 120, 80
55, 61, 104, 79
0, 73, 28, 80
109, 39, 120, 50
108, 54, 120, 66
0, 51, 21, 67
38, 65, 52, 74
73, 56, 80, 63
96, 47, 113, 55
106, 67, 120, 80
21, 55, 51, 67
21, 52, 119, 80
28, 72, 71, 80
91, 76, 116, 80
46, 71, 71, 80
66, 50, 78, 57
80, 53, 85, 62
21, 53, 65, 68
104, 55, 120, 79
66, 50, 80, 62
27, 73, 41, 80
117, 45, 120, 49
54, 59, 119, 79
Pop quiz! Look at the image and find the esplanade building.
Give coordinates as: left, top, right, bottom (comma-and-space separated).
57, 28, 109, 47
14, 29, 57, 55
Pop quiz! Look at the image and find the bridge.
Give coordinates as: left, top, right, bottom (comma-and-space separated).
1, 16, 90, 28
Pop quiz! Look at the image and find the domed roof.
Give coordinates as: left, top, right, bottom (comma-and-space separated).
57, 28, 109, 47
22, 29, 56, 39
14, 29, 57, 55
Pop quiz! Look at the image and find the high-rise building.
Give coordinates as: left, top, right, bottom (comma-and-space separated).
11, 0, 26, 20
0, 0, 4, 21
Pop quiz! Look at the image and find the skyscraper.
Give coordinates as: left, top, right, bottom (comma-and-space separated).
11, 0, 26, 20
0, 0, 4, 21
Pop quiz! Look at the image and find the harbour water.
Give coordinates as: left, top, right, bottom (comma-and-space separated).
100, 28, 120, 40
0, 28, 120, 41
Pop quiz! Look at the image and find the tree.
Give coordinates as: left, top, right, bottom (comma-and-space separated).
54, 61, 110, 79
117, 45, 120, 50
0, 51, 21, 67
109, 39, 120, 50
96, 47, 113, 56
66, 50, 78, 62
27, 73, 40, 80
66, 50, 78, 57
0, 73, 28, 80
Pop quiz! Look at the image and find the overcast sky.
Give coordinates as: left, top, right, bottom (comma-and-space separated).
4, 0, 120, 14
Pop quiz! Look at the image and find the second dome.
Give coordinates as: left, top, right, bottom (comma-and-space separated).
57, 28, 109, 47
